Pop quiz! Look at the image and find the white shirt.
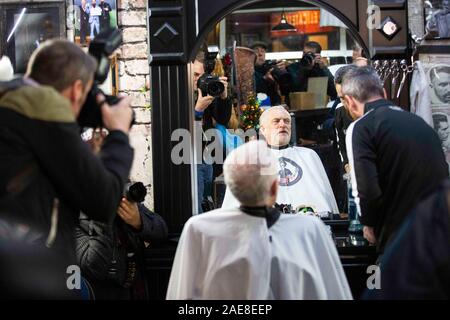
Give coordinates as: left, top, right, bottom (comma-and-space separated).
222, 146, 339, 214
166, 207, 352, 300
90, 6, 102, 17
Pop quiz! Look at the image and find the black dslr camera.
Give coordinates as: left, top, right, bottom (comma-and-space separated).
260, 60, 292, 96
77, 28, 133, 128
300, 51, 316, 67
197, 49, 225, 97
125, 182, 147, 203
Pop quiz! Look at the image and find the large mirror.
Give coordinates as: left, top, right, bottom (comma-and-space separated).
191, 0, 367, 218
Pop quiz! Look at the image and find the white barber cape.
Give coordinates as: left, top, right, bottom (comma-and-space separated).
222, 146, 339, 213
166, 208, 352, 299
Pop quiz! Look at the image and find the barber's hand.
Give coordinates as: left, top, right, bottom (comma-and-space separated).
98, 94, 133, 134
117, 198, 142, 230
195, 88, 214, 112
363, 226, 377, 244
219, 76, 228, 100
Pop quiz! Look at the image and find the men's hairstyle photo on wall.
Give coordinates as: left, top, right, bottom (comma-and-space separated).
428, 64, 450, 105
424, 0, 450, 39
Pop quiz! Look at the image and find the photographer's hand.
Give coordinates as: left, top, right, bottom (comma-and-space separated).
314, 54, 325, 69
195, 88, 214, 112
219, 76, 228, 100
117, 198, 142, 230
276, 61, 288, 71
263, 69, 275, 83
98, 94, 133, 134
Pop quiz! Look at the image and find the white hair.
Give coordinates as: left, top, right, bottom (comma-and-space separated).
341, 66, 384, 102
259, 105, 290, 128
223, 140, 278, 206
0, 56, 13, 81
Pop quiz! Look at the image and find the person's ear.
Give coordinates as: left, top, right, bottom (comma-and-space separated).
344, 95, 359, 118
259, 125, 266, 138
270, 178, 278, 198
342, 95, 352, 110
66, 79, 85, 116
70, 79, 84, 103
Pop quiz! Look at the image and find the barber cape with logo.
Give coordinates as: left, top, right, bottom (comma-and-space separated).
222, 146, 339, 214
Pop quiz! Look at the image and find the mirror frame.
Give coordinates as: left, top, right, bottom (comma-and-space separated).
147, 0, 409, 235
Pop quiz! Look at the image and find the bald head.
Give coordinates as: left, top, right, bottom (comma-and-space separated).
224, 140, 278, 207
259, 106, 292, 147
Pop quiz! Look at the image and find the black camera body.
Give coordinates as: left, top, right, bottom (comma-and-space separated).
197, 74, 225, 97
197, 50, 225, 97
125, 182, 147, 203
260, 60, 292, 96
77, 28, 134, 128
300, 51, 316, 67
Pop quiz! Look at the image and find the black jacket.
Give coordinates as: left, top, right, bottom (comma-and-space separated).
364, 179, 450, 299
334, 102, 353, 169
287, 62, 337, 101
0, 82, 133, 262
346, 99, 448, 252
75, 204, 168, 299
195, 94, 232, 154
254, 65, 281, 105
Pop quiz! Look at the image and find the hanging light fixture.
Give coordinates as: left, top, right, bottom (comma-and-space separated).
272, 9, 297, 32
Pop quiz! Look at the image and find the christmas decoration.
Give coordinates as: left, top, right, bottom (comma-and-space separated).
240, 94, 262, 130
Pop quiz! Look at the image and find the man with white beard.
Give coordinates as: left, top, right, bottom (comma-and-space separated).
222, 106, 338, 214
166, 140, 352, 299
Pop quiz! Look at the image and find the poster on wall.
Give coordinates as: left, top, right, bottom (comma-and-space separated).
422, 54, 450, 163
73, 0, 117, 47
431, 107, 450, 162
424, 0, 450, 39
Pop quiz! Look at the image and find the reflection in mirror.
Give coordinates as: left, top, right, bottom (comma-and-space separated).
192, 1, 367, 227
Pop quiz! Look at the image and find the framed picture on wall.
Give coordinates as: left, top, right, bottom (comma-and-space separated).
424, 0, 450, 39
421, 54, 450, 164
73, 0, 118, 47
0, 2, 66, 74
98, 53, 119, 96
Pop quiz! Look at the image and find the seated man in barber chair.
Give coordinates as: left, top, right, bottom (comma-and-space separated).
222, 106, 338, 214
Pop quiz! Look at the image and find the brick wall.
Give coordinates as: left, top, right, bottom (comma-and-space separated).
117, 0, 153, 210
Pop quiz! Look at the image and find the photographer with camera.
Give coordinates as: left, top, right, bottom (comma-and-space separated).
193, 50, 232, 213
0, 38, 133, 283
76, 183, 168, 300
76, 130, 168, 299
287, 41, 337, 101
252, 41, 283, 105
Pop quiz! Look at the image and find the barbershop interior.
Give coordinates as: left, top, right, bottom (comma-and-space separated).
0, 0, 449, 302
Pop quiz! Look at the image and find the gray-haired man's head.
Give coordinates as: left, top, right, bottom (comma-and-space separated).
334, 65, 358, 101
223, 140, 278, 207
340, 66, 385, 120
259, 106, 292, 147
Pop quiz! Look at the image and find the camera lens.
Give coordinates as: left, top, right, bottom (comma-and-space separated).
126, 182, 147, 203
300, 52, 315, 66
207, 81, 225, 97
